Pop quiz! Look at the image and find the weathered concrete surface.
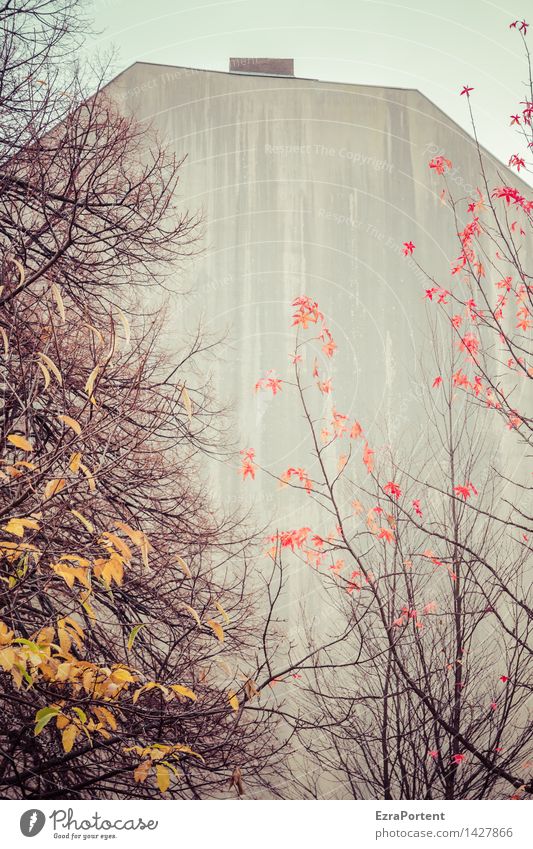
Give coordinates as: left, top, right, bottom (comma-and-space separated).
108, 62, 527, 510
107, 61, 529, 596
103, 61, 531, 798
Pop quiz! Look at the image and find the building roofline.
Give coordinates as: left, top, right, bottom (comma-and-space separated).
110, 59, 420, 93
104, 60, 531, 190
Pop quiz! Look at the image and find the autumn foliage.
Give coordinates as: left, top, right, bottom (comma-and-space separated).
0, 0, 288, 800
240, 21, 533, 794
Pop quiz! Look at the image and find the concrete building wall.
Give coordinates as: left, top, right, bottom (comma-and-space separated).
107, 60, 529, 586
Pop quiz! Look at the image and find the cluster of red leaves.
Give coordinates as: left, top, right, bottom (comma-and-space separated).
424, 287, 450, 303
292, 296, 337, 360
269, 527, 311, 552
454, 482, 478, 500
429, 156, 452, 175
491, 185, 533, 211
459, 331, 480, 359
509, 19, 528, 34
384, 481, 401, 500
280, 466, 313, 494
393, 606, 424, 629
254, 370, 283, 395
321, 408, 363, 443
267, 525, 352, 573
239, 448, 257, 480
412, 499, 423, 517
509, 153, 526, 172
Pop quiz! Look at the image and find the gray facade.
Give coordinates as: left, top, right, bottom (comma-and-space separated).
108, 59, 528, 565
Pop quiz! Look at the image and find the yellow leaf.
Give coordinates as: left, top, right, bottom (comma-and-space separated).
78, 462, 96, 492
100, 532, 131, 561
37, 352, 62, 385
111, 667, 136, 684
44, 478, 66, 500
180, 385, 193, 423
51, 283, 66, 322
62, 724, 77, 753
0, 647, 16, 671
93, 706, 117, 729
71, 510, 94, 533
58, 415, 82, 436
206, 619, 224, 643
69, 452, 82, 472
156, 764, 170, 793
59, 554, 90, 567
228, 690, 239, 711
56, 662, 72, 682
57, 623, 71, 655
116, 307, 131, 348
182, 604, 201, 627
36, 361, 50, 389
63, 615, 84, 640
176, 555, 191, 578
214, 600, 230, 624
84, 324, 104, 345
114, 522, 151, 562
82, 668, 97, 693
170, 684, 197, 702
85, 365, 100, 398
171, 744, 205, 763
79, 591, 96, 620
51, 564, 75, 589
11, 258, 25, 286
7, 434, 33, 452
2, 517, 39, 537
0, 327, 8, 355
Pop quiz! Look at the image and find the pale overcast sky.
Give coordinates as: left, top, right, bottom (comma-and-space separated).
87, 0, 529, 170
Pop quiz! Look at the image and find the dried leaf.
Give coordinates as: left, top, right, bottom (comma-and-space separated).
58, 415, 82, 436
85, 365, 100, 399
176, 555, 191, 578
51, 283, 66, 322
182, 604, 201, 627
37, 352, 62, 385
71, 510, 94, 533
156, 763, 170, 793
69, 452, 82, 473
44, 478, 66, 500
134, 759, 151, 784
228, 690, 239, 711
206, 619, 224, 643
214, 600, 230, 624
116, 307, 131, 348
7, 434, 33, 452
11, 258, 25, 286
37, 361, 51, 389
0, 327, 8, 355
170, 684, 197, 702
229, 766, 244, 796
180, 385, 193, 423
62, 724, 77, 753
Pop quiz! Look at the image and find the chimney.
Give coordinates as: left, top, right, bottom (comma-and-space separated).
229, 58, 294, 77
